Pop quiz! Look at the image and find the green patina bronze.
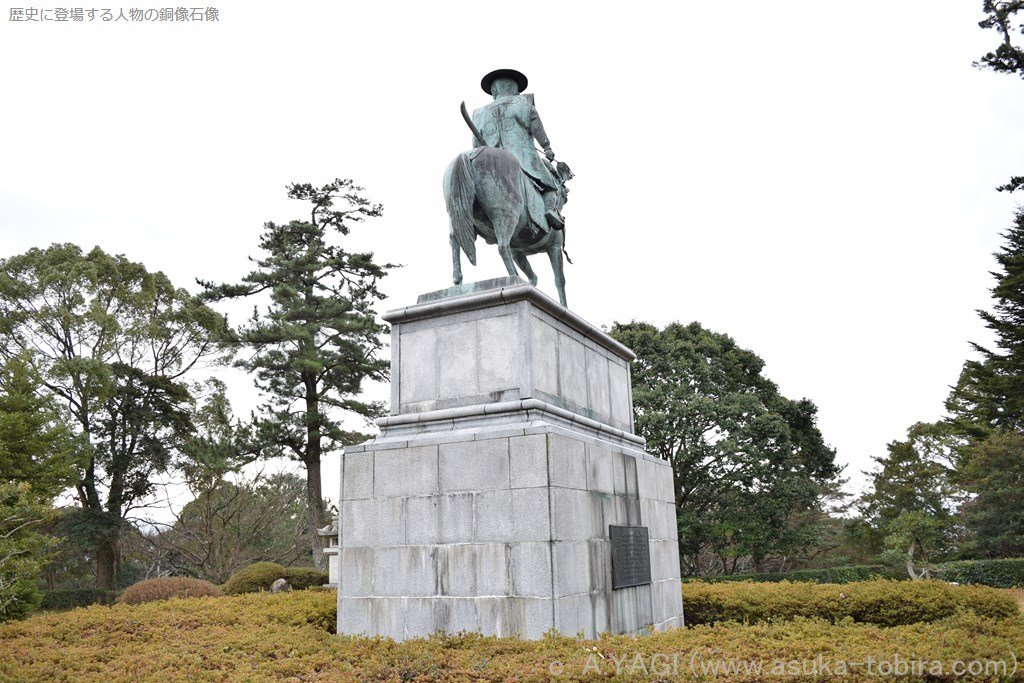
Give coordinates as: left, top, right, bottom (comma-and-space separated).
443, 68, 574, 307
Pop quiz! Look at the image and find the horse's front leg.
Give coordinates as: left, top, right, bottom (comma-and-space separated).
548, 242, 567, 307
513, 250, 538, 286
450, 231, 463, 285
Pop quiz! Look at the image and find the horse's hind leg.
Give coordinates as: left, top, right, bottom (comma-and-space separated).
486, 211, 519, 280
450, 230, 463, 285
548, 237, 567, 307
513, 251, 538, 286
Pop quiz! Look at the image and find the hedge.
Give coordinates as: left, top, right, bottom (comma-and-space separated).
690, 558, 1024, 587
682, 578, 1020, 626
283, 566, 329, 590
938, 558, 1024, 588
2, 590, 1024, 681
38, 589, 118, 611
223, 562, 329, 594
684, 565, 899, 584
119, 577, 224, 605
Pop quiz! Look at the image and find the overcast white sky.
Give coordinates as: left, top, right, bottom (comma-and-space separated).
2, 1, 1022, 513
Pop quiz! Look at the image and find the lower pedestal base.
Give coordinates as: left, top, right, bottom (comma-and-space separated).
336, 415, 684, 640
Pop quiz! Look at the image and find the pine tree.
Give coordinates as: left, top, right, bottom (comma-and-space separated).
201, 179, 394, 570
948, 210, 1024, 431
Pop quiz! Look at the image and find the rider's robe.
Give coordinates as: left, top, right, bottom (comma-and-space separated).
472, 94, 557, 190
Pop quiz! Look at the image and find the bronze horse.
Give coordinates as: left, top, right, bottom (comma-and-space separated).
443, 146, 569, 307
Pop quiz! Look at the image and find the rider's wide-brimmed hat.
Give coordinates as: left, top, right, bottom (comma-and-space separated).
480, 68, 528, 95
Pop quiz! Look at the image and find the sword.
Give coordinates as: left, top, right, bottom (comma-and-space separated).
461, 101, 487, 147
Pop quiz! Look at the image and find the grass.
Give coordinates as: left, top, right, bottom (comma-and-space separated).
1, 587, 1023, 681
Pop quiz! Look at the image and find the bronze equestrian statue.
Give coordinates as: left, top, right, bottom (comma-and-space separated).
443, 69, 573, 307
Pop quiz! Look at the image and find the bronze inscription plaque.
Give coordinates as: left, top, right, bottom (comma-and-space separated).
609, 525, 652, 589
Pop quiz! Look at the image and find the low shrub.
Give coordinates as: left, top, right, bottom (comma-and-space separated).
119, 577, 223, 605
39, 589, 117, 611
222, 561, 286, 595
683, 578, 1020, 626
283, 566, 329, 590
939, 558, 1024, 588
2, 591, 1024, 681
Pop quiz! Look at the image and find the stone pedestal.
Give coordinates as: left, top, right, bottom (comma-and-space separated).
337, 277, 684, 640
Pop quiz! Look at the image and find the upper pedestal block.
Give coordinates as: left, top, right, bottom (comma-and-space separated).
382, 277, 636, 435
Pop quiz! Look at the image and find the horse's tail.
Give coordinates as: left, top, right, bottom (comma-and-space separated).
445, 152, 477, 265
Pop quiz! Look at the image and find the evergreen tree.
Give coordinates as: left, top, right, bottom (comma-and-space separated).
0, 354, 78, 500
954, 431, 1024, 557
610, 321, 839, 575
0, 355, 78, 620
859, 423, 960, 575
0, 482, 51, 621
975, 0, 1024, 80
948, 210, 1024, 431
201, 179, 394, 569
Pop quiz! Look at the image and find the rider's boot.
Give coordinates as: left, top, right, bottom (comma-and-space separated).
543, 189, 565, 230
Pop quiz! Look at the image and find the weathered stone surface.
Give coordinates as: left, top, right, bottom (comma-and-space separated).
554, 593, 595, 639
374, 445, 438, 497
509, 434, 548, 488
339, 597, 371, 634
475, 489, 513, 542
342, 451, 373, 500
438, 321, 478, 399
585, 347, 611, 419
440, 439, 509, 492
339, 547, 374, 597
271, 578, 290, 594
558, 331, 588, 409
552, 541, 591, 597
510, 542, 552, 597
608, 360, 632, 429
478, 314, 520, 393
511, 487, 550, 542
399, 328, 437, 403
531, 320, 559, 397
550, 488, 594, 541
586, 443, 615, 494
611, 583, 653, 634
548, 433, 586, 489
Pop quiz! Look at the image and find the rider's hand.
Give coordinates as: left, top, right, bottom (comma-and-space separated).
544, 148, 555, 161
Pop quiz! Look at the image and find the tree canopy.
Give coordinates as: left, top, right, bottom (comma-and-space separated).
610, 321, 839, 574
0, 244, 229, 588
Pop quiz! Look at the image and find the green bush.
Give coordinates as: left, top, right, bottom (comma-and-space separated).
223, 562, 286, 595
938, 558, 1024, 588
119, 578, 223, 605
38, 589, 117, 611
683, 578, 1019, 626
282, 566, 328, 590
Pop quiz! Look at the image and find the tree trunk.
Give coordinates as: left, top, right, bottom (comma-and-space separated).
305, 454, 326, 571
95, 535, 117, 590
